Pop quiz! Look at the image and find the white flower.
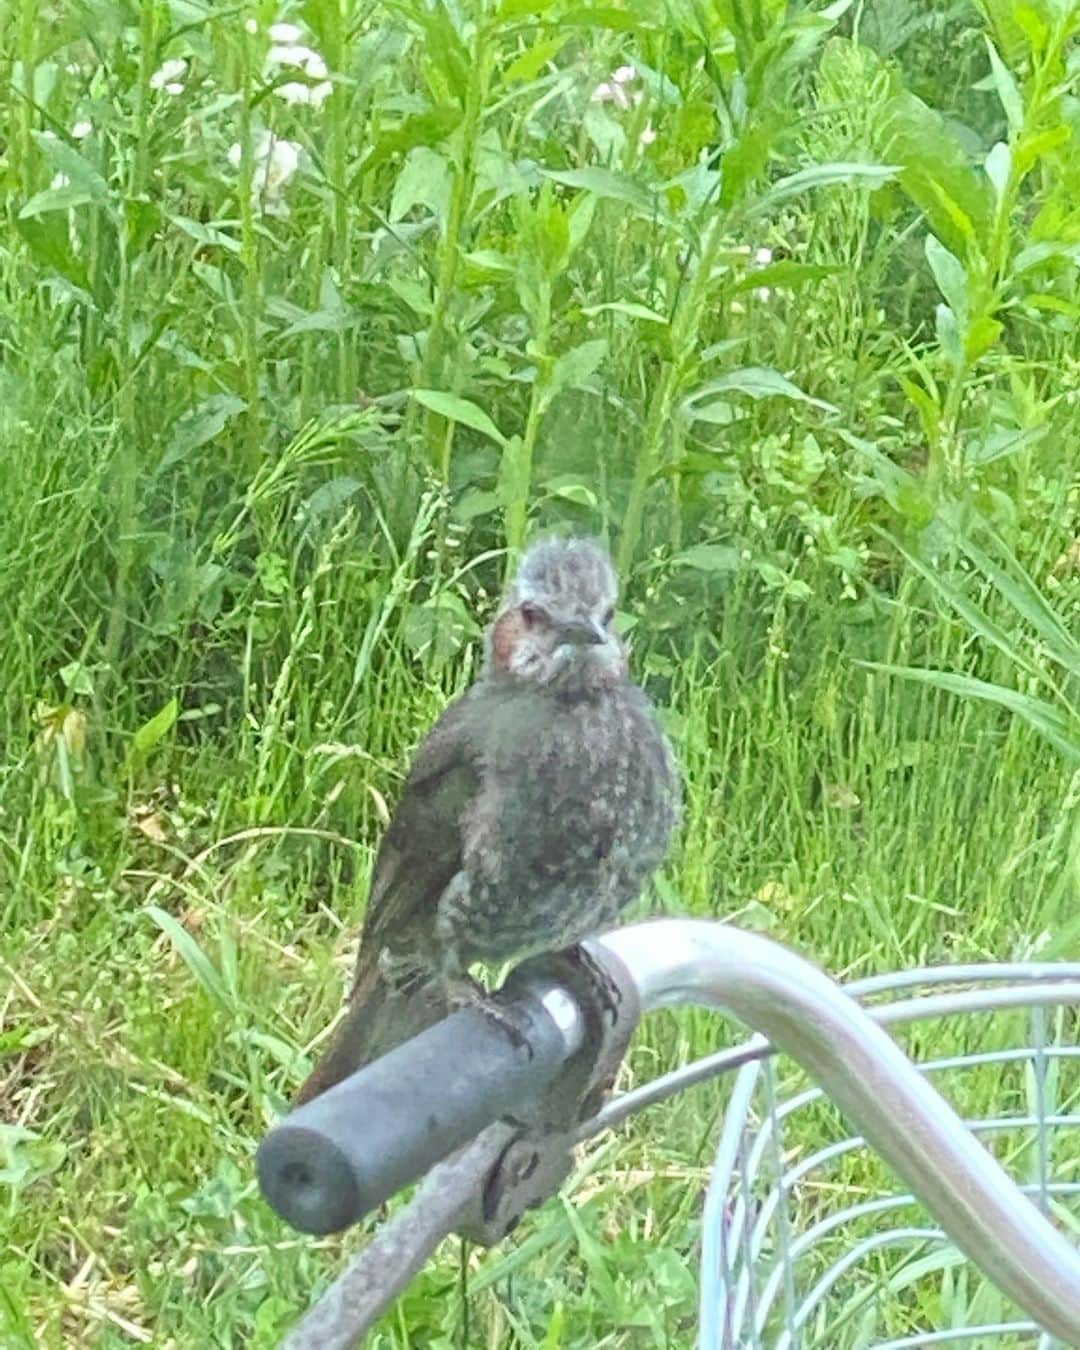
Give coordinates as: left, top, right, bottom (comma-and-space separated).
269, 42, 327, 75
150, 57, 187, 94
269, 21, 302, 42
267, 37, 331, 104
276, 78, 332, 106
751, 246, 773, 300
592, 63, 644, 111
245, 17, 258, 33
71, 120, 92, 139
230, 131, 302, 215
639, 122, 657, 146
263, 135, 300, 187
50, 173, 70, 189
592, 80, 632, 110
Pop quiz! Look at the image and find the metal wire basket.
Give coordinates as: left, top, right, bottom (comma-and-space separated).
701, 963, 1080, 1349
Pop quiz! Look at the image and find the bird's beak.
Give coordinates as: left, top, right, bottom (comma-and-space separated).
558, 618, 607, 647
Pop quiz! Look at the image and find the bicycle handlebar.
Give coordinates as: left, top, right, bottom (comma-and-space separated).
259, 919, 1080, 1344
257, 981, 584, 1234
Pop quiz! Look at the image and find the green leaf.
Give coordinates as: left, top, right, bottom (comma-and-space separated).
1013, 240, 1080, 274
560, 6, 649, 31
20, 183, 102, 217
546, 338, 608, 404
541, 476, 598, 508
958, 536, 1080, 675
162, 395, 246, 470
567, 190, 597, 258
402, 591, 479, 665
935, 303, 964, 370
59, 662, 95, 697
748, 162, 897, 216
541, 167, 659, 217
364, 106, 463, 173
235, 1028, 312, 1075
964, 312, 1002, 363
984, 141, 1011, 203
412, 390, 507, 446
279, 307, 358, 338
501, 34, 567, 84
925, 235, 968, 318
497, 0, 561, 17
967, 425, 1047, 465
581, 301, 669, 324
673, 544, 741, 572
731, 261, 844, 293
884, 534, 1039, 681
167, 213, 242, 255
128, 697, 180, 773
860, 664, 1079, 762
21, 133, 109, 217
144, 905, 232, 1008
687, 367, 838, 414
497, 435, 530, 521
402, 0, 470, 102
0, 1124, 66, 1192
453, 489, 502, 522
14, 213, 92, 290
389, 146, 451, 223
984, 37, 1024, 136
839, 431, 928, 519
463, 249, 515, 276
683, 399, 738, 426
877, 91, 993, 249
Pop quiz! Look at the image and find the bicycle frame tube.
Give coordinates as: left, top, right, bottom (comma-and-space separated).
594, 920, 1080, 1345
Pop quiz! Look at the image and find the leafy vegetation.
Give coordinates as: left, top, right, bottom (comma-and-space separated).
3, 0, 1080, 1343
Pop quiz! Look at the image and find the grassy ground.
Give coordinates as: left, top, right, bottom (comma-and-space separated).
4, 0, 1080, 1345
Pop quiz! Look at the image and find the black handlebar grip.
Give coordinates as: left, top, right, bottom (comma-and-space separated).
257, 987, 581, 1235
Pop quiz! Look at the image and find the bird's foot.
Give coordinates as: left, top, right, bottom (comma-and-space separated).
478, 998, 534, 1056
441, 973, 486, 1012
376, 948, 429, 995
560, 942, 624, 1025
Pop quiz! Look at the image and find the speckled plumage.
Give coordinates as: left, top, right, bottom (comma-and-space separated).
294, 539, 679, 1106
433, 676, 676, 964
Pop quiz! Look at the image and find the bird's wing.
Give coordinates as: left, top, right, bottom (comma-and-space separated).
294, 692, 485, 1106
352, 688, 484, 980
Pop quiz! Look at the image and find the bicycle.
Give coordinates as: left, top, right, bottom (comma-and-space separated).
258, 919, 1080, 1347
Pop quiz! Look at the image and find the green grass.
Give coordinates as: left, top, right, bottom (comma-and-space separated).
4, 0, 1080, 1344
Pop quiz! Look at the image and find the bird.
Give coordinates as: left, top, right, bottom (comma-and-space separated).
294, 537, 680, 1106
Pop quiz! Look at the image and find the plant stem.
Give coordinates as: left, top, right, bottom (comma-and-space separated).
413, 15, 491, 478
102, 0, 157, 683
618, 214, 727, 576
504, 296, 551, 567
238, 26, 262, 475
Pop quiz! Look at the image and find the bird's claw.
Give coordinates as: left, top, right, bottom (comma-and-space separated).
478, 998, 534, 1056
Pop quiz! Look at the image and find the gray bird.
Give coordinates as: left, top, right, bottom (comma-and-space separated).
294, 538, 679, 1105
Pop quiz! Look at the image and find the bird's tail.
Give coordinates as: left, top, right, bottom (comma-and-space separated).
292, 959, 453, 1107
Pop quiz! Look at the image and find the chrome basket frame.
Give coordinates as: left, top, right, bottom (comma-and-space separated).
698, 963, 1080, 1349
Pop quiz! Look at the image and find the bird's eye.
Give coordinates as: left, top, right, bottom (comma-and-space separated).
520, 602, 547, 628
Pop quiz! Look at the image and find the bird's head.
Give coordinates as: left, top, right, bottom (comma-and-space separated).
486, 538, 626, 688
